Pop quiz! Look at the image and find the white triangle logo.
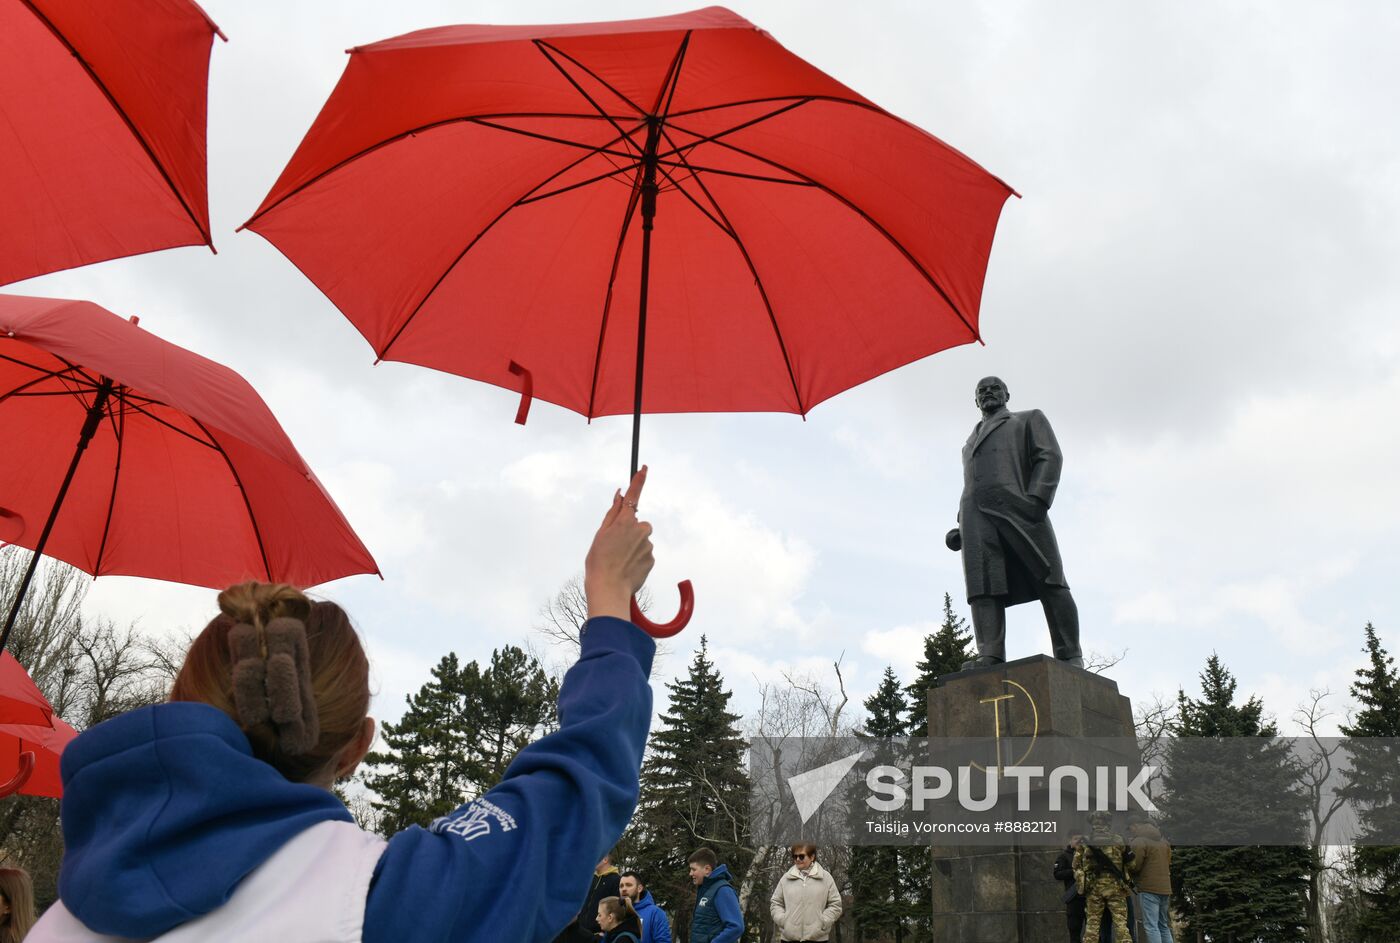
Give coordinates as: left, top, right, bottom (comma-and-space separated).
787, 749, 867, 824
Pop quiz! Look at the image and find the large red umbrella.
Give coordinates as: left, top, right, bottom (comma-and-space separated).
245, 7, 1015, 632
1, 715, 77, 799
0, 294, 379, 654
0, 0, 225, 286
0, 651, 53, 727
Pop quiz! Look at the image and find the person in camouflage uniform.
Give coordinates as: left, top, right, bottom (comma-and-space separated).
1073, 811, 1135, 940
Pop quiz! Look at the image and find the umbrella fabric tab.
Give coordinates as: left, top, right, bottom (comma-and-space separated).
508, 360, 534, 425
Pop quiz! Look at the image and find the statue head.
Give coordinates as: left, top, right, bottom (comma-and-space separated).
975, 376, 1009, 414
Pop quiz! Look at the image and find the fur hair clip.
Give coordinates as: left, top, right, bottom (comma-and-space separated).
228, 617, 321, 755
263, 617, 320, 754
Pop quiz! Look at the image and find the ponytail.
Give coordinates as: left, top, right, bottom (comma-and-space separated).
171, 582, 369, 784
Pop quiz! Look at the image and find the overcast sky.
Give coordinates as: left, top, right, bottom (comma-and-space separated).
14, 0, 1400, 737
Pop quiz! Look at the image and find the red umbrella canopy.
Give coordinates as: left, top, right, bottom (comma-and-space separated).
1, 715, 77, 798
0, 0, 224, 286
0, 294, 379, 591
245, 6, 1016, 421
0, 651, 53, 727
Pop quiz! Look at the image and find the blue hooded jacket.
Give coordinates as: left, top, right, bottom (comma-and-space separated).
633, 889, 672, 943
53, 616, 654, 942
690, 864, 743, 943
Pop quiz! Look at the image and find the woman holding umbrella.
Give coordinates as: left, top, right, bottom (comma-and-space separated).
29, 471, 661, 943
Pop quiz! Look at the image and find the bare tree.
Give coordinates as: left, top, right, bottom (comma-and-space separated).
1085, 648, 1128, 674
0, 548, 87, 692
533, 574, 662, 665
730, 657, 853, 914
1294, 689, 1348, 943
1133, 693, 1177, 808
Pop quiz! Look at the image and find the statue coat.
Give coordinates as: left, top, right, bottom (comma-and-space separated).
957, 407, 1069, 605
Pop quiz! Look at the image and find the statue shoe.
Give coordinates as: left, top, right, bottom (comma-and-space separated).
960, 655, 1005, 670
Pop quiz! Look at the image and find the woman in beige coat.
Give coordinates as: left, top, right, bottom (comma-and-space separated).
769, 845, 842, 942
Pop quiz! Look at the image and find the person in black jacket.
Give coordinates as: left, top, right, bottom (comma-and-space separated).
554, 850, 622, 942
1054, 835, 1088, 942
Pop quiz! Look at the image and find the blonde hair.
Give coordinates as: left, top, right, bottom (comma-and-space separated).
598, 895, 640, 934
0, 868, 35, 943
171, 582, 369, 783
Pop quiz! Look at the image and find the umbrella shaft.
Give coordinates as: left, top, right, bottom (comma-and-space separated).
0, 379, 113, 655
631, 119, 663, 480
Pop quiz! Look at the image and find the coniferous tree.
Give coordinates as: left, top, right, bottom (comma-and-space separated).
366, 653, 470, 834
851, 667, 912, 941
905, 593, 973, 736
1336, 624, 1400, 941
628, 636, 750, 931
866, 666, 910, 740
365, 646, 556, 835
469, 645, 560, 786
1162, 654, 1310, 942
897, 595, 970, 938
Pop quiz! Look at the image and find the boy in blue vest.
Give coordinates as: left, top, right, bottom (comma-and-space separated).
687, 847, 744, 943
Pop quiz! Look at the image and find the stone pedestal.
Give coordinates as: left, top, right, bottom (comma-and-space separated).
925, 654, 1137, 943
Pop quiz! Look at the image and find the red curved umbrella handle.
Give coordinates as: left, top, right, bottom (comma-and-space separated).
631, 580, 694, 638
508, 360, 533, 425
0, 751, 35, 798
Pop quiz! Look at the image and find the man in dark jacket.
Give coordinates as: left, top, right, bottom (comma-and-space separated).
687, 847, 743, 943
554, 851, 621, 943
1054, 835, 1088, 942
620, 869, 672, 943
946, 376, 1083, 667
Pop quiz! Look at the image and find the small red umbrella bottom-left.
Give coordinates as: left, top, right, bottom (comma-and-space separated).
1, 716, 77, 799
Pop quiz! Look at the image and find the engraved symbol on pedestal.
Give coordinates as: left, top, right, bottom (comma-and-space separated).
971, 679, 1039, 771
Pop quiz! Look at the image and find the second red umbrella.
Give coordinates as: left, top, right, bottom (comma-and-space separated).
245, 7, 1016, 633
0, 294, 380, 654
245, 7, 1014, 458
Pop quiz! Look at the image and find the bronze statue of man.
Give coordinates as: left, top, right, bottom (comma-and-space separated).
946, 377, 1083, 668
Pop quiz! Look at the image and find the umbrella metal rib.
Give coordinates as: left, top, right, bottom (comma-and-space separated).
663, 119, 982, 343
374, 119, 648, 360
534, 41, 646, 155
654, 130, 806, 418
239, 112, 640, 232
585, 175, 645, 423
189, 416, 274, 583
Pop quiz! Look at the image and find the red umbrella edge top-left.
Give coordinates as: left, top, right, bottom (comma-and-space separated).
0, 651, 53, 727
0, 294, 379, 593
0, 0, 225, 286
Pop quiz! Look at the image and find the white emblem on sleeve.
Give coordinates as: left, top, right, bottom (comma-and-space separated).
430, 797, 519, 842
